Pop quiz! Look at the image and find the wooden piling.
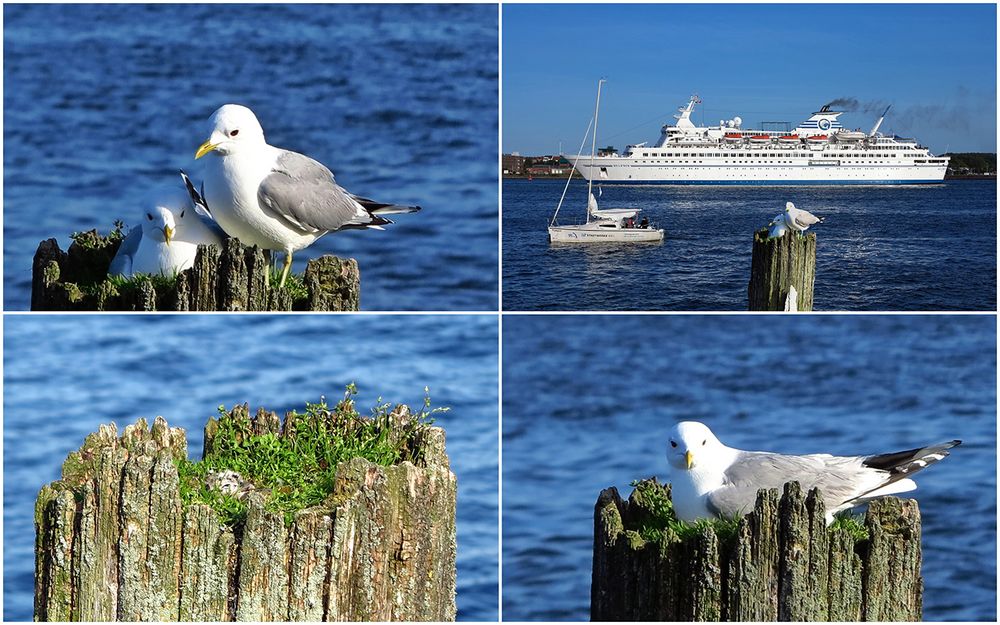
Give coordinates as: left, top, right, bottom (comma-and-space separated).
35, 406, 457, 622
592, 479, 921, 621
31, 230, 360, 311
747, 228, 817, 311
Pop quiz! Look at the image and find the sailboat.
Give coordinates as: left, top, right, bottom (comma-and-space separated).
548, 79, 664, 244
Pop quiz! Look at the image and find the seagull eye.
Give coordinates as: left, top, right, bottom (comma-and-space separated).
670, 441, 677, 448
702, 440, 706, 446
229, 129, 239, 137
146, 213, 153, 220
180, 210, 185, 218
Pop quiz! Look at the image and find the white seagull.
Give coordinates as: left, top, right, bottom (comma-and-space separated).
783, 201, 824, 234
666, 421, 959, 524
193, 104, 420, 287
767, 212, 789, 239
109, 186, 224, 278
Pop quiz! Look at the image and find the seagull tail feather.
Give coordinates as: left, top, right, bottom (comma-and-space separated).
850, 439, 961, 504
351, 194, 422, 215
862, 439, 961, 475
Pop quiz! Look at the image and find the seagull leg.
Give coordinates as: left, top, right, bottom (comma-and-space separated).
279, 251, 293, 288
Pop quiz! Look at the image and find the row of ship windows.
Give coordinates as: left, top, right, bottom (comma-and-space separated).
606, 167, 918, 172
635, 159, 910, 164
641, 153, 907, 158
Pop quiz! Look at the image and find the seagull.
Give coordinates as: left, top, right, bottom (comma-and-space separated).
783, 201, 824, 234
767, 212, 789, 239
109, 186, 225, 278
666, 421, 959, 524
193, 104, 421, 287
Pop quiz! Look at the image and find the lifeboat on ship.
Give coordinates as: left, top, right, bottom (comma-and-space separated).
835, 130, 867, 142
749, 135, 771, 145
806, 135, 829, 144
778, 134, 800, 144
723, 133, 744, 143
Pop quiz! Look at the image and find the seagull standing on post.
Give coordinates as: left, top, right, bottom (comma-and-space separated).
783, 201, 824, 234
194, 104, 420, 287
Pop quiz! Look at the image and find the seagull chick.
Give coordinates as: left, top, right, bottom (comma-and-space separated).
193, 104, 421, 287
109, 187, 224, 278
666, 421, 959, 524
784, 201, 824, 234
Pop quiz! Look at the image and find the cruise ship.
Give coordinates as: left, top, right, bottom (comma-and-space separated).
570, 96, 949, 184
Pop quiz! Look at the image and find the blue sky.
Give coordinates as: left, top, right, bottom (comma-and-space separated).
503, 4, 996, 155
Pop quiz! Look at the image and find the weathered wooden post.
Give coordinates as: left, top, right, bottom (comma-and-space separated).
31, 230, 360, 311
35, 402, 457, 621
747, 229, 816, 311
592, 479, 921, 621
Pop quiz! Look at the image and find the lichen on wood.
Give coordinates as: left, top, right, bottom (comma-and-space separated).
592, 479, 922, 621
747, 228, 817, 311
34, 401, 457, 621
30, 229, 360, 311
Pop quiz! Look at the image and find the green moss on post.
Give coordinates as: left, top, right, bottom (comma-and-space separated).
747, 228, 817, 311
30, 231, 360, 311
34, 404, 456, 621
592, 480, 923, 621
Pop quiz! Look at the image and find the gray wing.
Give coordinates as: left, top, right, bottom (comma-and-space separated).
108, 226, 141, 276
256, 151, 372, 234
705, 451, 873, 518
789, 210, 821, 229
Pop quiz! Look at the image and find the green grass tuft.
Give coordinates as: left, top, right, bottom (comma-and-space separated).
830, 510, 870, 541
176, 384, 448, 527
628, 479, 741, 545
70, 220, 125, 250
268, 267, 310, 302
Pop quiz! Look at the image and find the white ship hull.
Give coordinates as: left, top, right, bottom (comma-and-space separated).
569, 95, 949, 185
548, 224, 664, 243
572, 158, 947, 184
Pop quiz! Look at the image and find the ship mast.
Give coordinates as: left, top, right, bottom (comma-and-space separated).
586, 78, 605, 224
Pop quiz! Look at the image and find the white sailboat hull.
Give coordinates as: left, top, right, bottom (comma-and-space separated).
548, 224, 664, 243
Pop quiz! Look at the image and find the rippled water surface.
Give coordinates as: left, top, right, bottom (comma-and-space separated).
4, 315, 499, 621
502, 315, 996, 621
4, 4, 498, 311
503, 179, 996, 310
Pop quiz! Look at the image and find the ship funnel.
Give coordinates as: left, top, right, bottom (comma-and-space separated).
869, 105, 891, 136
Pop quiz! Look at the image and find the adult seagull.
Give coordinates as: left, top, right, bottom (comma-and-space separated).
194, 104, 420, 287
783, 201, 824, 234
666, 421, 959, 524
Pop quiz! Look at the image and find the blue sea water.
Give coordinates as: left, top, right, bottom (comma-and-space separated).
502, 315, 996, 621
3, 4, 498, 311
3, 315, 499, 621
502, 179, 997, 311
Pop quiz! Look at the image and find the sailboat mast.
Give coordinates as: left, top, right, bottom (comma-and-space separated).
586, 78, 604, 224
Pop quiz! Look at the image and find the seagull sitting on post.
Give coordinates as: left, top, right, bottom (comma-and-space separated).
666, 421, 959, 524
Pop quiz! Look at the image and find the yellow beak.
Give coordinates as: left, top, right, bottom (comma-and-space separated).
163, 226, 174, 245
685, 450, 693, 470
195, 139, 218, 159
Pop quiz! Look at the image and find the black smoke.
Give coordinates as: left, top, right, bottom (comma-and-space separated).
823, 97, 891, 116
823, 93, 989, 134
